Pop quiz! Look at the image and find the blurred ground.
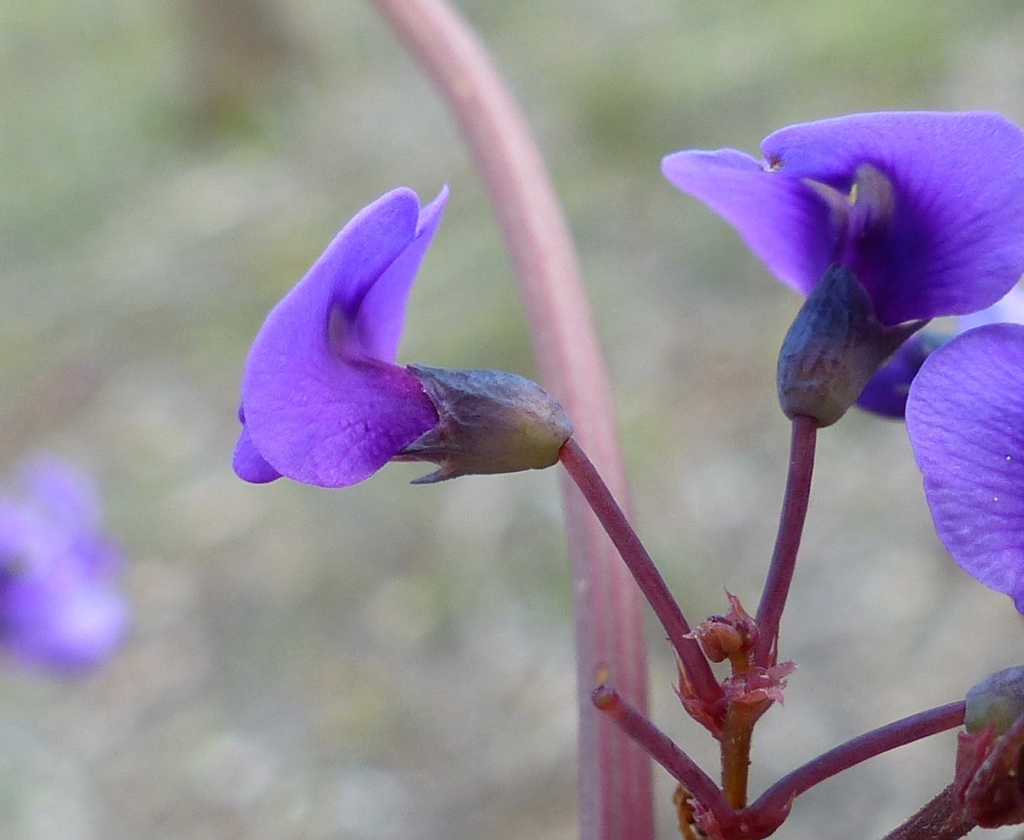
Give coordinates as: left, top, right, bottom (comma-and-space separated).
2, 1, 1024, 838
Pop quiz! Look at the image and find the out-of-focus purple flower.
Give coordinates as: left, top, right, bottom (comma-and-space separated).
0, 457, 129, 672
234, 187, 573, 488
905, 322, 1024, 611
663, 112, 1024, 326
234, 187, 447, 488
857, 285, 1024, 419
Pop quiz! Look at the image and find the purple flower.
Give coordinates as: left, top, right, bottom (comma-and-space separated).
905, 322, 1024, 611
663, 111, 1024, 327
666, 113, 1024, 427
234, 187, 447, 488
0, 457, 129, 672
233, 187, 573, 488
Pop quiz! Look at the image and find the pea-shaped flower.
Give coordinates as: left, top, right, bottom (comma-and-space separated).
233, 187, 572, 488
664, 112, 1024, 425
0, 458, 129, 672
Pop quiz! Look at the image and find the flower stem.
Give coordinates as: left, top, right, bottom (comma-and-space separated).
879, 784, 976, 840
367, 2, 651, 837
748, 701, 966, 825
720, 706, 755, 809
754, 415, 818, 667
593, 684, 734, 827
560, 438, 723, 712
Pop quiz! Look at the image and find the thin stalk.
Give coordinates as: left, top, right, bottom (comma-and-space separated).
560, 438, 723, 710
754, 415, 818, 667
593, 684, 734, 827
720, 707, 755, 809
368, 2, 651, 838
748, 702, 966, 825
880, 784, 976, 840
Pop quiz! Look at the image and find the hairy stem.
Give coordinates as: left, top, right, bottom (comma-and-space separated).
560, 438, 723, 709
754, 415, 818, 667
749, 702, 966, 825
368, 2, 651, 837
880, 784, 976, 840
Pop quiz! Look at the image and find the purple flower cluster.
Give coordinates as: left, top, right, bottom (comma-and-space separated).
235, 111, 1024, 616
664, 111, 1024, 611
0, 458, 128, 672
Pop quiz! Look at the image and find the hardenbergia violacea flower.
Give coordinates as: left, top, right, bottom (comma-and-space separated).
233, 187, 572, 488
663, 111, 1024, 426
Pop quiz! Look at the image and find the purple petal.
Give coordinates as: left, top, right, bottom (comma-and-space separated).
855, 333, 936, 418
298, 187, 419, 361
661, 149, 837, 296
351, 187, 448, 362
763, 112, 1024, 324
232, 425, 282, 484
958, 284, 1024, 332
906, 323, 1024, 609
303, 186, 449, 363
240, 188, 447, 487
244, 359, 438, 488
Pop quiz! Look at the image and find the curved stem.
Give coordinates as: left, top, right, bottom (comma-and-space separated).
748, 701, 966, 825
367, 2, 650, 838
754, 415, 818, 667
559, 439, 723, 709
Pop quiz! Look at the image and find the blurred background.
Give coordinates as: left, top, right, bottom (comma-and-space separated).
2, 1, 1024, 837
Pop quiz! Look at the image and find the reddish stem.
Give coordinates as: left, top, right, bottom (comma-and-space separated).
748, 701, 966, 825
754, 415, 818, 667
720, 705, 756, 809
560, 439, 723, 711
593, 684, 734, 827
368, 2, 651, 837
880, 784, 976, 840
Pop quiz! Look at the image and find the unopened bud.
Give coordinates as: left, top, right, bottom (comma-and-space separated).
966, 666, 1024, 735
693, 619, 746, 664
956, 667, 1024, 828
398, 366, 573, 484
777, 264, 926, 427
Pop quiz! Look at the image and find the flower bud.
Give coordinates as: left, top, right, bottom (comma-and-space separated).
966, 666, 1024, 735
777, 264, 926, 427
692, 619, 746, 664
398, 366, 573, 484
955, 667, 1024, 828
